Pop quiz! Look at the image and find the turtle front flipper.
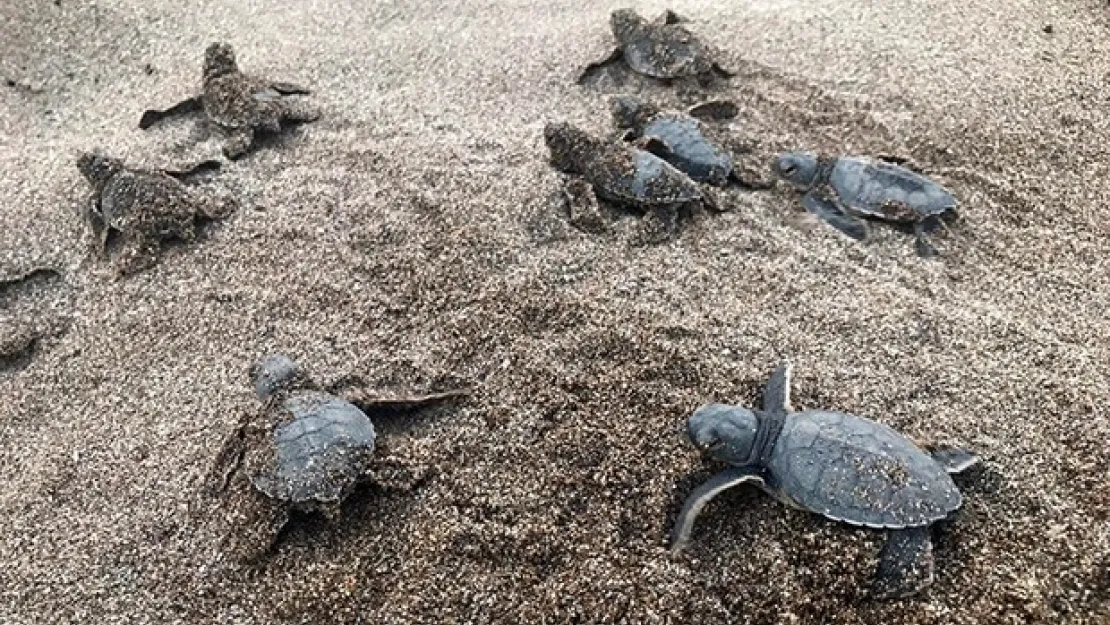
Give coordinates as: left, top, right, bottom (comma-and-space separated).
687, 100, 739, 122
270, 81, 311, 95
913, 222, 937, 258
633, 136, 675, 161
636, 204, 680, 245
560, 178, 610, 234
138, 96, 203, 129
220, 487, 291, 562
657, 9, 685, 25
223, 127, 256, 160
577, 47, 624, 85
762, 363, 793, 415
161, 159, 222, 181
928, 446, 979, 475
671, 466, 766, 552
872, 526, 935, 600
801, 192, 869, 241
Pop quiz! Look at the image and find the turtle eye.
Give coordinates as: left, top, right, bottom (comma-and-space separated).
781, 164, 796, 176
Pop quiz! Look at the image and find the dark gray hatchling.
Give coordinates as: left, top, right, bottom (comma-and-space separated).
139, 42, 319, 159
579, 8, 734, 84
611, 95, 770, 189
209, 354, 466, 561
544, 121, 719, 243
672, 363, 979, 599
77, 152, 231, 274
773, 152, 958, 257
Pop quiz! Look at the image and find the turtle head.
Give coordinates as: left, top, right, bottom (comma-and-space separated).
76, 152, 124, 187
772, 152, 820, 190
610, 8, 647, 41
686, 403, 759, 466
609, 95, 657, 130
544, 122, 595, 174
250, 354, 311, 400
204, 42, 238, 81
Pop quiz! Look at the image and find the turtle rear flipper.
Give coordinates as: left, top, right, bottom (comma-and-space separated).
671, 466, 765, 551
762, 363, 793, 415
139, 96, 203, 129
801, 193, 869, 241
872, 526, 935, 600
928, 446, 979, 475
687, 100, 739, 122
577, 47, 624, 85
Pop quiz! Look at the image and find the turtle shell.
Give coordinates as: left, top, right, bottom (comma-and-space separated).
766, 410, 962, 528
641, 114, 733, 186
620, 22, 713, 79
828, 158, 957, 223
251, 390, 377, 506
584, 143, 704, 207
97, 170, 199, 234
202, 73, 284, 130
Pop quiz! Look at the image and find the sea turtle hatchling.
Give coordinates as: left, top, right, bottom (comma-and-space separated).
208, 354, 467, 561
579, 8, 734, 84
544, 121, 719, 243
611, 95, 770, 189
672, 363, 979, 599
139, 42, 319, 159
773, 152, 959, 257
77, 152, 231, 274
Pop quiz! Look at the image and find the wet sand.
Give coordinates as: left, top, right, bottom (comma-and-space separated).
1, 0, 1108, 623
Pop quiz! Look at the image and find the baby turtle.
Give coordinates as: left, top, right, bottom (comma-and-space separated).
673, 363, 979, 599
544, 121, 718, 243
579, 9, 734, 84
611, 95, 769, 189
139, 42, 319, 159
77, 152, 231, 274
209, 354, 466, 560
773, 152, 958, 256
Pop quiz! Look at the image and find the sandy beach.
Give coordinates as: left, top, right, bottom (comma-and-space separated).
1, 0, 1108, 623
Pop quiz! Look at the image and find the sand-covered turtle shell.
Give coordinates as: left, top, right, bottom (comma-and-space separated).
828, 157, 957, 223
612, 9, 722, 79
251, 390, 377, 506
584, 143, 705, 207
766, 410, 963, 528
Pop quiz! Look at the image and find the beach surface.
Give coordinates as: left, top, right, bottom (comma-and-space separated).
1, 0, 1108, 623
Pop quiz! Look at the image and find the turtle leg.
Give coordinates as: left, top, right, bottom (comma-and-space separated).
114, 233, 160, 276
913, 221, 938, 258
687, 100, 739, 122
657, 9, 685, 24
637, 204, 680, 244
577, 47, 624, 85
801, 193, 869, 241
671, 466, 765, 552
710, 62, 737, 79
560, 178, 610, 234
872, 526, 935, 600
195, 194, 238, 222
138, 95, 203, 129
221, 489, 291, 562
282, 100, 321, 124
762, 362, 793, 415
633, 136, 674, 161
270, 81, 312, 95
928, 446, 980, 474
161, 159, 223, 181
222, 128, 255, 160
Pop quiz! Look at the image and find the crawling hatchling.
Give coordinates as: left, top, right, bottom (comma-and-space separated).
77, 152, 230, 274
140, 42, 319, 159
208, 354, 467, 561
773, 152, 958, 256
672, 363, 979, 599
579, 8, 734, 84
611, 95, 770, 189
544, 121, 719, 243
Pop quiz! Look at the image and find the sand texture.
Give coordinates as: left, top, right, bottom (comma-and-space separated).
1, 0, 1109, 623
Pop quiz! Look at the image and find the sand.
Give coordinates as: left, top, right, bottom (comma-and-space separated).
1, 0, 1108, 623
